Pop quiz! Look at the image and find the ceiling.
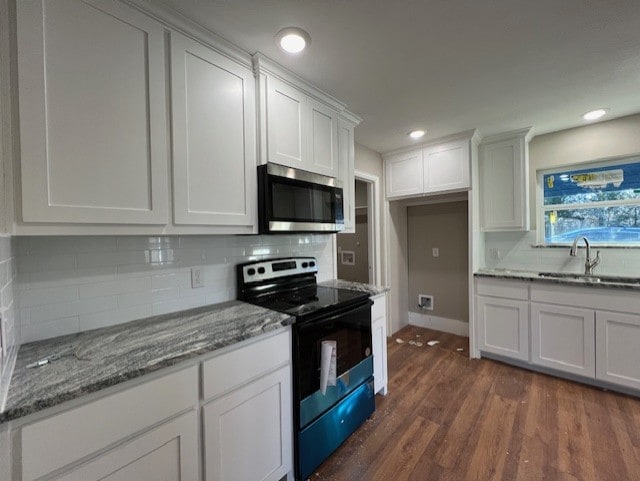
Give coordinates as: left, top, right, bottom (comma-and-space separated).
159, 0, 640, 154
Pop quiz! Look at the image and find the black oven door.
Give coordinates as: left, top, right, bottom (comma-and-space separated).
294, 300, 373, 428
258, 163, 344, 233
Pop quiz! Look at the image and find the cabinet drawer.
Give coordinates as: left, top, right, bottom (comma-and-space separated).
371, 295, 385, 320
21, 366, 198, 481
476, 278, 529, 300
202, 329, 291, 401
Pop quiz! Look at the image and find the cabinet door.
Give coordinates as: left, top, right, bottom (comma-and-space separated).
54, 411, 199, 481
423, 139, 470, 193
171, 32, 256, 227
531, 303, 595, 377
266, 76, 306, 169
17, 0, 169, 224
479, 137, 529, 231
371, 295, 388, 395
477, 296, 529, 361
203, 365, 292, 481
337, 119, 356, 233
596, 311, 640, 389
385, 150, 423, 199
307, 99, 339, 177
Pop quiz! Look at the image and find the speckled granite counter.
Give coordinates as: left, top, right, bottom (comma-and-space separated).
475, 268, 640, 291
0, 301, 293, 424
319, 279, 390, 296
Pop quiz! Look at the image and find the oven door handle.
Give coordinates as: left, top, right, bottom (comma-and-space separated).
296, 299, 373, 332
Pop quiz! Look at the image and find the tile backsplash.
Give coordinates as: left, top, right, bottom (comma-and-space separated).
17, 234, 335, 343
0, 236, 18, 405
484, 231, 640, 275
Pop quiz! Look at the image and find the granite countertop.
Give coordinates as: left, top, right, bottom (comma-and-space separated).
0, 301, 293, 424
475, 268, 640, 290
320, 279, 390, 296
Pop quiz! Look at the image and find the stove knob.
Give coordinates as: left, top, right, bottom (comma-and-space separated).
258, 267, 266, 274
309, 261, 316, 267
301, 262, 308, 268
247, 268, 256, 276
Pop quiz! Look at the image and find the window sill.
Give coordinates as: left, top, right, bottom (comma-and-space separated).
532, 244, 640, 249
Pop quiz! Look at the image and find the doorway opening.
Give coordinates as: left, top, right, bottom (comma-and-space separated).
336, 171, 381, 286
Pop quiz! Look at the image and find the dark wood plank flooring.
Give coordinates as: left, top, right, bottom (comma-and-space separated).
313, 326, 640, 481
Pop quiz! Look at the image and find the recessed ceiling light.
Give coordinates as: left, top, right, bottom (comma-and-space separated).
582, 109, 608, 121
409, 130, 426, 139
276, 27, 311, 54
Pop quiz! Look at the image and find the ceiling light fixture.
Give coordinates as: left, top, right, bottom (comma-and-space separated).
409, 129, 426, 139
276, 27, 311, 54
582, 109, 608, 121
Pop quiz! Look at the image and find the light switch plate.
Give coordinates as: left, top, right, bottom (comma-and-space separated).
191, 267, 204, 288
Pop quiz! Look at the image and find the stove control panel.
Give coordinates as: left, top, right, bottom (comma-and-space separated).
240, 257, 318, 284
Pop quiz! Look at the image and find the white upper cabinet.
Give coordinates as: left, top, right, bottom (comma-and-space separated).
423, 139, 470, 193
384, 131, 476, 200
256, 55, 342, 178
479, 128, 532, 231
308, 98, 339, 177
17, 0, 169, 224
338, 117, 357, 233
171, 32, 256, 227
386, 150, 424, 198
266, 75, 307, 169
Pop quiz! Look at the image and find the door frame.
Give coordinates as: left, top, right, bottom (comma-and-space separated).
354, 170, 382, 286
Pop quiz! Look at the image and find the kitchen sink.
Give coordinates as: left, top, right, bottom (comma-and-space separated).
537, 272, 640, 285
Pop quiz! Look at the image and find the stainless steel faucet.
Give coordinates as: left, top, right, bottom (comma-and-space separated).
569, 236, 601, 275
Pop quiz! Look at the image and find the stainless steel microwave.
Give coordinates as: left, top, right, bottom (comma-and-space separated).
258, 163, 344, 233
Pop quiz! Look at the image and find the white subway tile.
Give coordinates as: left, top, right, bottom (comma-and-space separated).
21, 317, 79, 343
77, 250, 147, 268
29, 297, 118, 324
117, 290, 153, 308
19, 254, 76, 273
116, 263, 176, 277
19, 285, 78, 307
79, 276, 151, 299
151, 271, 190, 290
181, 236, 226, 250
152, 295, 207, 316
152, 287, 180, 303
80, 305, 152, 331
28, 267, 117, 289
173, 248, 204, 267
116, 236, 177, 251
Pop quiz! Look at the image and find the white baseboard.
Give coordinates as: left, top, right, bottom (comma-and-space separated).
408, 311, 469, 337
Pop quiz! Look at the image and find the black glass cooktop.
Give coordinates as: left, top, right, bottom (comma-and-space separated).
251, 286, 369, 318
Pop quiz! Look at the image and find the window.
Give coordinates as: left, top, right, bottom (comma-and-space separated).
540, 157, 640, 245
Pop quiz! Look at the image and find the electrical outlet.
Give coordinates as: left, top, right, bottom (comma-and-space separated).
432, 247, 439, 257
489, 248, 502, 260
191, 267, 204, 288
418, 294, 434, 311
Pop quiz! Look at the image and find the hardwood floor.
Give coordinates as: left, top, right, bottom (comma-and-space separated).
313, 325, 640, 481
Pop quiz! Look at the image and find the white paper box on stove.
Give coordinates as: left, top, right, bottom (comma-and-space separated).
320, 340, 337, 395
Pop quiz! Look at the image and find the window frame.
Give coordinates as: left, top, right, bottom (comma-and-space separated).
537, 154, 640, 246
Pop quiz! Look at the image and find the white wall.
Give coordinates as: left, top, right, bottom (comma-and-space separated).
16, 234, 334, 343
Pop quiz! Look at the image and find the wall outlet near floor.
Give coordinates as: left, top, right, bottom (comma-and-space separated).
191, 267, 204, 288
418, 294, 434, 310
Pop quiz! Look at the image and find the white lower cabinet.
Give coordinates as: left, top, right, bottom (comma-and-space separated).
21, 366, 199, 481
371, 294, 388, 395
203, 365, 292, 481
530, 303, 595, 377
13, 329, 293, 481
596, 311, 640, 390
477, 296, 529, 361
54, 411, 199, 481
